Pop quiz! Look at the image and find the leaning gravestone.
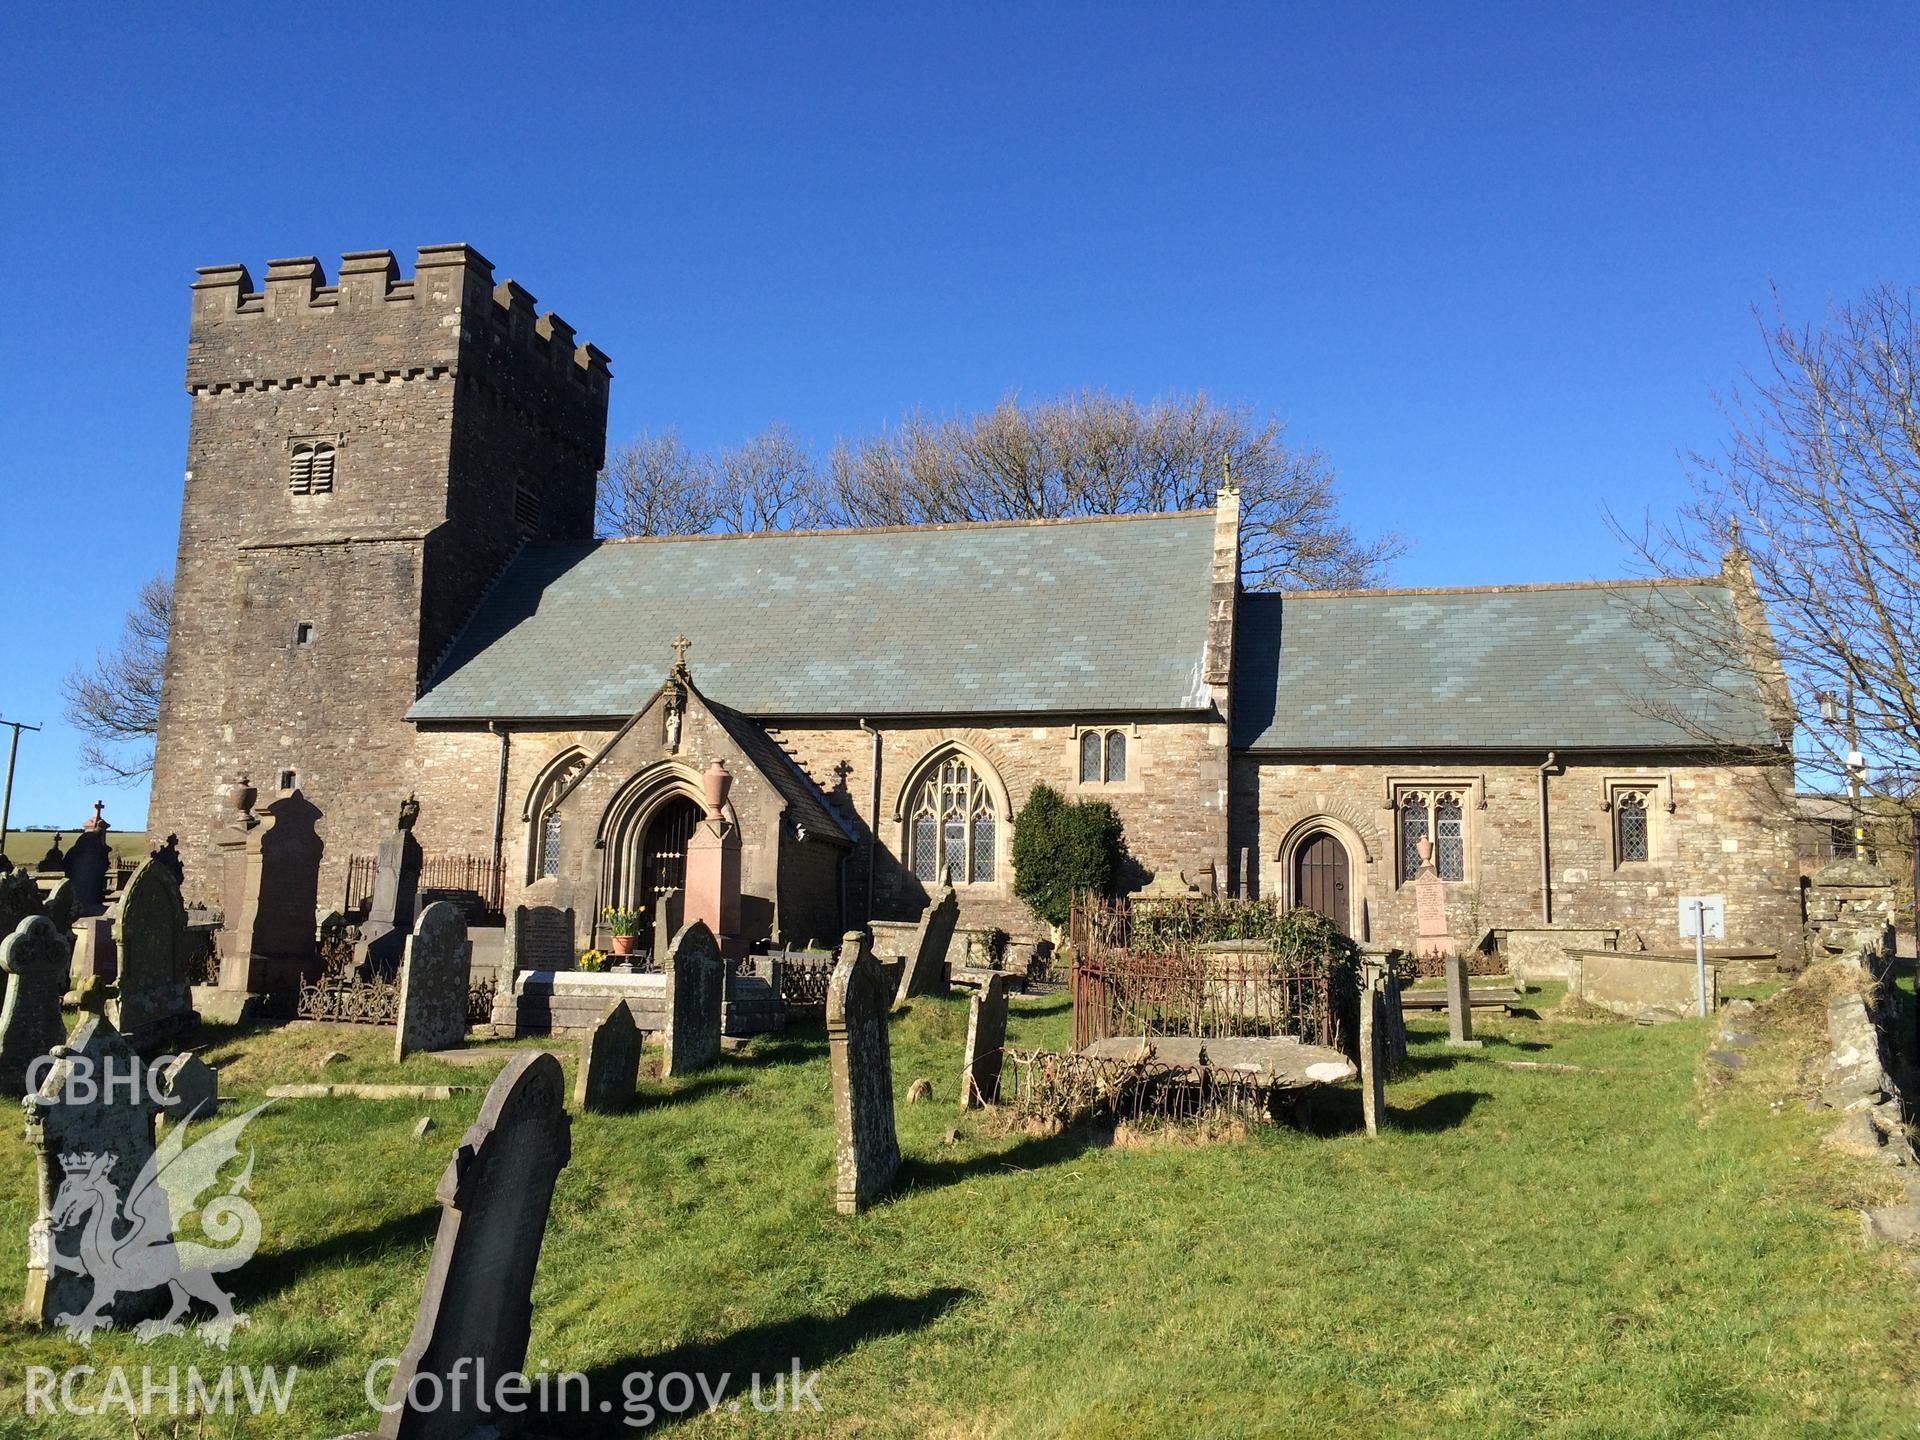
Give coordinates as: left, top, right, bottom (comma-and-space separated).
894, 884, 959, 1009
109, 858, 198, 1049
156, 1052, 219, 1120
394, 902, 474, 1062
1, 917, 71, 1098
827, 930, 900, 1214
959, 970, 1009, 1108
661, 920, 724, 1078
573, 1001, 641, 1113
23, 1014, 159, 1328
377, 1050, 572, 1440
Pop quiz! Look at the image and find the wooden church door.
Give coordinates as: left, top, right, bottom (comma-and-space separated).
1294, 832, 1351, 936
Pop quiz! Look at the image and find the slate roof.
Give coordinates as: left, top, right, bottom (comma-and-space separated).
706, 696, 856, 844
1232, 581, 1783, 753
409, 512, 1217, 721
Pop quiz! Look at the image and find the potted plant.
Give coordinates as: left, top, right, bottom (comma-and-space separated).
578, 948, 609, 973
603, 905, 643, 956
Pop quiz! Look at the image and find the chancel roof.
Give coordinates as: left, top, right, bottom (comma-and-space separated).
409, 512, 1218, 722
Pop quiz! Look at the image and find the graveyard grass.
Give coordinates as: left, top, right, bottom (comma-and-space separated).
2, 986, 1918, 1438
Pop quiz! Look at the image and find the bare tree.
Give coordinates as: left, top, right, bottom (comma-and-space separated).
63, 575, 170, 783
1614, 283, 1920, 799
594, 428, 720, 538
827, 389, 1398, 589
710, 422, 830, 534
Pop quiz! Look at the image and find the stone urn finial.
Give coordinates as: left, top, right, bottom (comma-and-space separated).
1416, 837, 1434, 867
702, 758, 732, 822
225, 775, 258, 819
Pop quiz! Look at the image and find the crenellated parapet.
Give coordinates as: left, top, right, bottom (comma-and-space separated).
185, 246, 611, 443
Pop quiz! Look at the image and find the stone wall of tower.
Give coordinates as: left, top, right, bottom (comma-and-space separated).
149, 246, 609, 903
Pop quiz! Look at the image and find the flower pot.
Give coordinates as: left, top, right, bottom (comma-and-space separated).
611, 935, 636, 956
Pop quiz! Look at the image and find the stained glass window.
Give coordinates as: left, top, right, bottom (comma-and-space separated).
909, 755, 997, 883
1080, 731, 1101, 783
1617, 791, 1649, 864
1104, 731, 1127, 782
1435, 793, 1464, 881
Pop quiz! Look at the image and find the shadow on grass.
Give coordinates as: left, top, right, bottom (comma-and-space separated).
571, 1286, 972, 1434
896, 1126, 1108, 1192
233, 1205, 440, 1307
627, 1074, 758, 1112
1302, 1085, 1491, 1137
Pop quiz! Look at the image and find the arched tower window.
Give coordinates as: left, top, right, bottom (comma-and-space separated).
909, 756, 997, 885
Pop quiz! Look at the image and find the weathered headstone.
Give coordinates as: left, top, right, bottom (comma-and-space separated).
573, 1001, 641, 1113
827, 930, 899, 1213
23, 1015, 159, 1328
894, 885, 959, 1008
959, 970, 1009, 1108
1413, 840, 1478, 1048
1358, 957, 1388, 1137
109, 858, 198, 1048
394, 902, 474, 1062
650, 887, 683, 965
0, 869, 45, 1015
356, 795, 425, 974
377, 1050, 572, 1440
661, 920, 724, 1078
155, 1052, 219, 1119
1, 917, 71, 1097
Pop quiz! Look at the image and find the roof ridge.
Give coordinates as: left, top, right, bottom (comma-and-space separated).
585, 507, 1213, 547
1274, 575, 1721, 600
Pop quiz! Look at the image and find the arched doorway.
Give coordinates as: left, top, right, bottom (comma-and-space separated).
1293, 831, 1351, 936
639, 795, 702, 922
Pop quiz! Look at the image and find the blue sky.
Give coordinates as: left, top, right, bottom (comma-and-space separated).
0, 4, 1914, 833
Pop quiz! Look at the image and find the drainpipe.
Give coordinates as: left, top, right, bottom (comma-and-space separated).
858, 718, 881, 922
1537, 751, 1561, 923
489, 723, 510, 905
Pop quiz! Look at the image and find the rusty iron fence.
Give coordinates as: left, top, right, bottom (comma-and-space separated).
1067, 892, 1354, 1055
297, 916, 495, 1026
342, 853, 505, 920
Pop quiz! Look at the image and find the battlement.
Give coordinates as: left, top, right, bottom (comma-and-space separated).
186, 245, 612, 396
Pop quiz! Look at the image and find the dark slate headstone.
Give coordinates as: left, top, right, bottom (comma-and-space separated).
509, 904, 575, 975
573, 1001, 640, 1113
23, 1015, 158, 1327
1, 917, 71, 1097
827, 930, 899, 1214
63, 828, 111, 918
651, 887, 683, 964
959, 970, 1009, 1108
394, 902, 473, 1062
894, 885, 959, 1008
358, 798, 425, 972
661, 920, 724, 1078
378, 1050, 572, 1440
109, 859, 197, 1048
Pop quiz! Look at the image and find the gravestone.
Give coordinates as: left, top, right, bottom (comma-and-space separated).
1413, 840, 1478, 1048
959, 969, 1009, 1107
215, 787, 324, 1008
0, 869, 45, 1015
827, 930, 899, 1214
661, 920, 724, 1078
156, 1052, 219, 1119
650, 887, 683, 965
893, 885, 959, 1009
63, 810, 112, 918
394, 902, 474, 1062
377, 1050, 572, 1440
23, 1015, 159, 1328
1, 917, 71, 1097
683, 760, 742, 957
573, 1001, 641, 1113
109, 858, 198, 1049
1358, 957, 1388, 1137
356, 795, 425, 975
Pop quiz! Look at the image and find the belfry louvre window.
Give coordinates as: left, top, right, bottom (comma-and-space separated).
514, 484, 541, 533
289, 441, 335, 495
910, 758, 995, 885
1616, 791, 1650, 864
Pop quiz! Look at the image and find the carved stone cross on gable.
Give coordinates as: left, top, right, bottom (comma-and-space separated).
670, 633, 692, 674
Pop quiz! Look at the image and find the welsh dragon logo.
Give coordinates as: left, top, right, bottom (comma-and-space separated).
46, 1101, 271, 1347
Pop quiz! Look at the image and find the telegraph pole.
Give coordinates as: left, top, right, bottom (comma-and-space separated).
0, 717, 42, 859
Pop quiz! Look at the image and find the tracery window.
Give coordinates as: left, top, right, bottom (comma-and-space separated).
910, 757, 996, 885
1398, 789, 1465, 882
1615, 790, 1650, 865
526, 750, 585, 882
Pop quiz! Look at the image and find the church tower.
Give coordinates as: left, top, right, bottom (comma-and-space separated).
149, 245, 611, 889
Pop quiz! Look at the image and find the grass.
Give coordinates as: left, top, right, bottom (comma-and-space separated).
0, 984, 1916, 1437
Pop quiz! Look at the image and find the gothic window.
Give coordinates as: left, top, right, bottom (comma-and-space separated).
1616, 790, 1650, 865
525, 750, 585, 882
539, 812, 563, 878
1399, 792, 1429, 880
1434, 792, 1465, 881
290, 441, 336, 495
1080, 731, 1102, 784
1104, 731, 1127, 782
909, 756, 996, 885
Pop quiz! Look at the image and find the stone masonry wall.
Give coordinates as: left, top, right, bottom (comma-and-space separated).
1231, 752, 1800, 956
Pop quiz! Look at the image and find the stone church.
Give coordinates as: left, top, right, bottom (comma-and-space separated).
149, 245, 1801, 959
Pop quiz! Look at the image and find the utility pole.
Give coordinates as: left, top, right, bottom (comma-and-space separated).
0, 716, 43, 860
